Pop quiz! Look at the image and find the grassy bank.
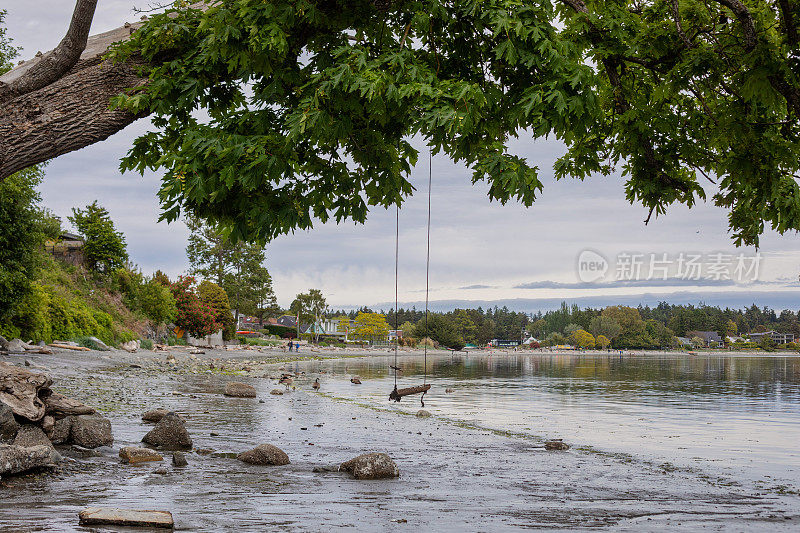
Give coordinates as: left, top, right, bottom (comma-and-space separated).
0, 256, 143, 345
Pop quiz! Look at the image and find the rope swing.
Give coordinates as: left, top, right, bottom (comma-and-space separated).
389, 148, 433, 407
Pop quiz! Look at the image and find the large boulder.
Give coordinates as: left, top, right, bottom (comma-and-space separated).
0, 362, 53, 421
0, 402, 19, 442
119, 446, 163, 464
0, 335, 8, 350
141, 408, 169, 423
237, 444, 290, 466
13, 425, 53, 449
224, 382, 257, 398
70, 415, 113, 449
142, 412, 192, 449
0, 444, 60, 476
44, 393, 96, 417
339, 453, 399, 480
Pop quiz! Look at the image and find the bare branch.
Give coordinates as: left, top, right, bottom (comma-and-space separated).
0, 0, 98, 103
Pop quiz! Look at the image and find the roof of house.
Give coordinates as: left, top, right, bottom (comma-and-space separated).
688, 331, 722, 342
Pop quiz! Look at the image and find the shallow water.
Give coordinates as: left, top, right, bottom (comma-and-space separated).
304, 352, 800, 489
2, 350, 800, 531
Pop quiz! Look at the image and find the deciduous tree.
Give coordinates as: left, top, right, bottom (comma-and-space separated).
2, 1, 800, 246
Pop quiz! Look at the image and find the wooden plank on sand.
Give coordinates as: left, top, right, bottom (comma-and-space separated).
78, 508, 174, 529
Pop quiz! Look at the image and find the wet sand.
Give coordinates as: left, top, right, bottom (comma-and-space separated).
1, 346, 798, 531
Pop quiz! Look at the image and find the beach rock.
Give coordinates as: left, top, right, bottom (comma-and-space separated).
237, 444, 290, 466
44, 393, 96, 417
142, 412, 192, 449
63, 445, 102, 459
78, 508, 174, 529
445, 388, 454, 393
544, 440, 569, 451
0, 402, 19, 442
13, 425, 53, 449
0, 362, 53, 421
6, 339, 30, 353
50, 416, 73, 445
339, 453, 399, 480
0, 335, 8, 350
270, 389, 284, 395
416, 409, 432, 418
0, 444, 60, 476
120, 340, 139, 353
70, 415, 113, 449
86, 336, 111, 351
153, 466, 168, 475
224, 382, 256, 398
172, 452, 187, 467
312, 465, 338, 473
41, 415, 55, 436
119, 446, 163, 464
350, 376, 362, 384
141, 408, 169, 423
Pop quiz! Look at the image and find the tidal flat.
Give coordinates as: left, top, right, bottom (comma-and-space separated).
1, 347, 798, 531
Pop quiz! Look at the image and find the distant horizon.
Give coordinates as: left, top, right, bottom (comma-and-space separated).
346, 289, 800, 315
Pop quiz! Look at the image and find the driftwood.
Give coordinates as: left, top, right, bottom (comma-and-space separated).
44, 392, 96, 418
0, 362, 53, 421
78, 508, 174, 529
389, 384, 431, 402
48, 343, 91, 351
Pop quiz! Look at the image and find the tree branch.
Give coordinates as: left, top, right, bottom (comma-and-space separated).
672, 0, 694, 48
777, 0, 798, 47
0, 0, 98, 104
710, 0, 757, 51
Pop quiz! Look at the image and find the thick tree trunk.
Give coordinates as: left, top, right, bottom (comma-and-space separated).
0, 20, 148, 180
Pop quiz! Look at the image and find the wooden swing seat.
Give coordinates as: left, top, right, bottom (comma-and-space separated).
389, 384, 431, 402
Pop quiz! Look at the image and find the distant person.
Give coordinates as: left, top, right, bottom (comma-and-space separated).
287, 340, 293, 352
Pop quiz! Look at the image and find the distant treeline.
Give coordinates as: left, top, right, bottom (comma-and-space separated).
327, 302, 800, 350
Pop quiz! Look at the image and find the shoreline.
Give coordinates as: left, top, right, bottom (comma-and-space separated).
1, 347, 799, 531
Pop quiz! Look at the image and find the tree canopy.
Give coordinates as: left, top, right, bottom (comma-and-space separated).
103, 0, 800, 246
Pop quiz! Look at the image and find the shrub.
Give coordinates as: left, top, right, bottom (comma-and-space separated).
139, 279, 177, 325
170, 276, 219, 338
140, 338, 154, 350
197, 280, 235, 340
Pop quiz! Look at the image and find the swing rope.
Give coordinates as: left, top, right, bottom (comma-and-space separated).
389, 147, 433, 407
422, 149, 431, 395
394, 203, 399, 391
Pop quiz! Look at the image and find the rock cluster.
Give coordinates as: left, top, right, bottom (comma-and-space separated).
0, 362, 112, 479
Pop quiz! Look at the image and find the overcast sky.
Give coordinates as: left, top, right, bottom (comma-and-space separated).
5, 2, 800, 311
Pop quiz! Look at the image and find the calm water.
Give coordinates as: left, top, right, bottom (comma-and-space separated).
303, 352, 800, 489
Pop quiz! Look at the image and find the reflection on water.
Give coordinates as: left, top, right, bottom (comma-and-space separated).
308, 353, 800, 487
